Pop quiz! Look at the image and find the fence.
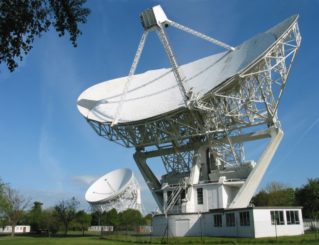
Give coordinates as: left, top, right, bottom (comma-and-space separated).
304, 219, 319, 231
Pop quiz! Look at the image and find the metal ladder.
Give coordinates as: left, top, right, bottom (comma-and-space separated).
164, 179, 187, 216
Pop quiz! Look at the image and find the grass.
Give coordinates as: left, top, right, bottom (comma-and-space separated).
0, 231, 318, 245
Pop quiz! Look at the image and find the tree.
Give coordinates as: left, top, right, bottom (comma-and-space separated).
100, 208, 119, 227
0, 0, 90, 72
107, 208, 119, 227
0, 181, 29, 236
143, 213, 152, 226
42, 208, 59, 236
27, 201, 44, 232
90, 210, 101, 226
24, 202, 60, 236
0, 179, 7, 227
75, 210, 91, 236
263, 181, 290, 193
295, 178, 319, 219
252, 181, 295, 207
54, 197, 79, 235
118, 209, 145, 231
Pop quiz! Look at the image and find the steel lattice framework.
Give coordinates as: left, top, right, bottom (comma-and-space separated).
89, 176, 142, 213
87, 20, 300, 173
78, 6, 302, 213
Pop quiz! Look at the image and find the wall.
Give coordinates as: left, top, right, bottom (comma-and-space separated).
185, 183, 229, 213
88, 226, 113, 232
253, 208, 304, 238
152, 207, 304, 238
0, 226, 31, 234
152, 211, 254, 237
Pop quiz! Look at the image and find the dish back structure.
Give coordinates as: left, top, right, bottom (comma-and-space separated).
78, 6, 301, 215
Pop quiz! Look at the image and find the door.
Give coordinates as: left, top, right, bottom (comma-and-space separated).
175, 219, 190, 236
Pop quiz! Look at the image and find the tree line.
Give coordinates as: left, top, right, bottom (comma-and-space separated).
252, 178, 319, 219
24, 201, 151, 236
0, 179, 150, 237
1, 178, 319, 236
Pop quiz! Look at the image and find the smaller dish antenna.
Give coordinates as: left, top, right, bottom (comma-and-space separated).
85, 168, 142, 213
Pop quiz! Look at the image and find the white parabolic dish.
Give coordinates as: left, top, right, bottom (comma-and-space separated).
77, 15, 298, 124
85, 168, 133, 204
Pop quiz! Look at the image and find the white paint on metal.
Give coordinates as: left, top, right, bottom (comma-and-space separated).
111, 31, 149, 126
229, 128, 284, 208
167, 20, 235, 51
85, 168, 142, 212
78, 6, 301, 234
77, 15, 298, 124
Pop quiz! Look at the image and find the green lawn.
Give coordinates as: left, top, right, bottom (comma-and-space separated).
0, 236, 123, 245
0, 232, 318, 245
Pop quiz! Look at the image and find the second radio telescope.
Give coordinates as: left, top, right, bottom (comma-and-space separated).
85, 168, 142, 212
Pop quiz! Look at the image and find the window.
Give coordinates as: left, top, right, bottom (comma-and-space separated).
226, 213, 235, 227
197, 188, 203, 204
240, 211, 250, 226
286, 210, 300, 225
181, 189, 186, 200
270, 210, 285, 225
214, 214, 222, 227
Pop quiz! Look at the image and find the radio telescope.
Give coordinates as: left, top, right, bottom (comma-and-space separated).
85, 168, 142, 213
78, 4, 300, 219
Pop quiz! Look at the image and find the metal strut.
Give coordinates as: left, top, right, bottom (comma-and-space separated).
156, 26, 189, 106
112, 5, 236, 126
112, 31, 149, 126
166, 20, 235, 51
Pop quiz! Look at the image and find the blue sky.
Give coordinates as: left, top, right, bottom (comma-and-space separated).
0, 1, 318, 213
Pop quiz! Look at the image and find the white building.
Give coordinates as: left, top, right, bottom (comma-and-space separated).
152, 207, 304, 238
0, 225, 31, 234
88, 226, 113, 232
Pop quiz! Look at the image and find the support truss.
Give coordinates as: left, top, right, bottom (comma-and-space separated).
90, 177, 142, 213
87, 21, 300, 174
161, 150, 194, 173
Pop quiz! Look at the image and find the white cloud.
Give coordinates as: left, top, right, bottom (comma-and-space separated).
38, 127, 65, 191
